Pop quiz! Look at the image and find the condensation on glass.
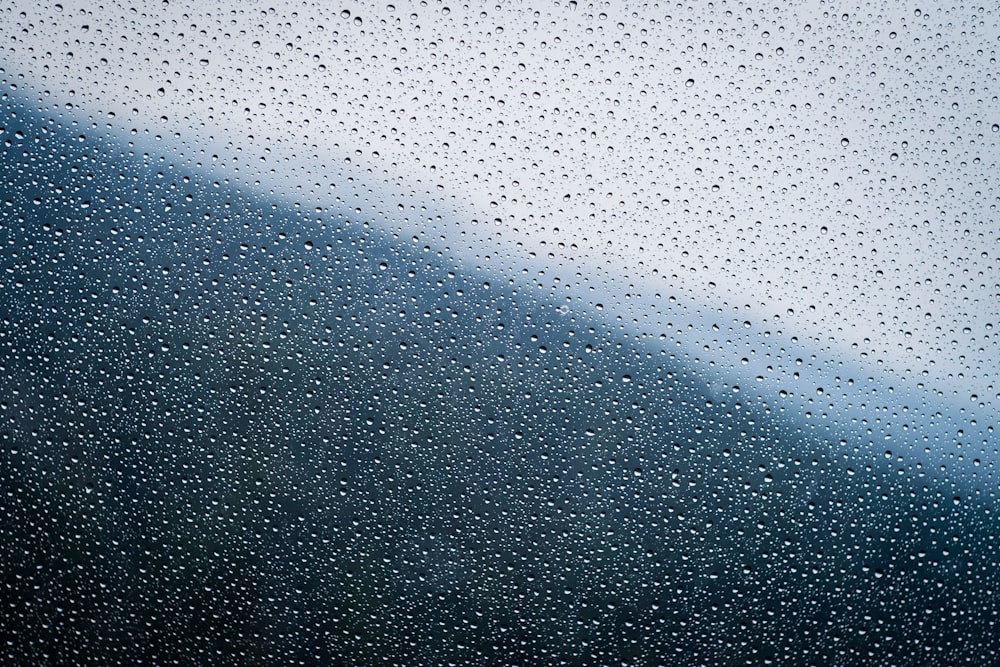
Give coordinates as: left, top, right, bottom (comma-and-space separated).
1, 2, 997, 665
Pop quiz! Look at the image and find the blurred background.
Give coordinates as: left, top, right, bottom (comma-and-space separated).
1, 2, 998, 664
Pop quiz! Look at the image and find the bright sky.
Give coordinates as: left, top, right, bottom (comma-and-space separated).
3, 0, 998, 420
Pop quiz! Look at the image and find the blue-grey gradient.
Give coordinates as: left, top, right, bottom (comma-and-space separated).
2, 1, 999, 665
1, 84, 998, 667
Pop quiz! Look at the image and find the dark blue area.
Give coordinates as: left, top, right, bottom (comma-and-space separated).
1, 93, 998, 666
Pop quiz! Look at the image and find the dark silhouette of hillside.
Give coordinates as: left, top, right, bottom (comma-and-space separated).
2, 93, 998, 666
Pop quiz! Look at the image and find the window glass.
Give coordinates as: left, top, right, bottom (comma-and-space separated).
2, 2, 997, 664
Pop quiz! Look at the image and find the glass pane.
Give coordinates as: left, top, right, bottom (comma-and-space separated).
2, 2, 997, 664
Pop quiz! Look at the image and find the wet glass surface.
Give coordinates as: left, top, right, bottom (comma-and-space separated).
1, 2, 998, 665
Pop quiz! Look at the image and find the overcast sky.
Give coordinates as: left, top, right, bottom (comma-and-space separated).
3, 0, 997, 421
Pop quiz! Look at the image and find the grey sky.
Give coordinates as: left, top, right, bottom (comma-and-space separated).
3, 0, 997, 419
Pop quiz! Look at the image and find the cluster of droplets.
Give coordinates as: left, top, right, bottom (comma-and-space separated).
4, 2, 997, 404
1, 1, 999, 664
